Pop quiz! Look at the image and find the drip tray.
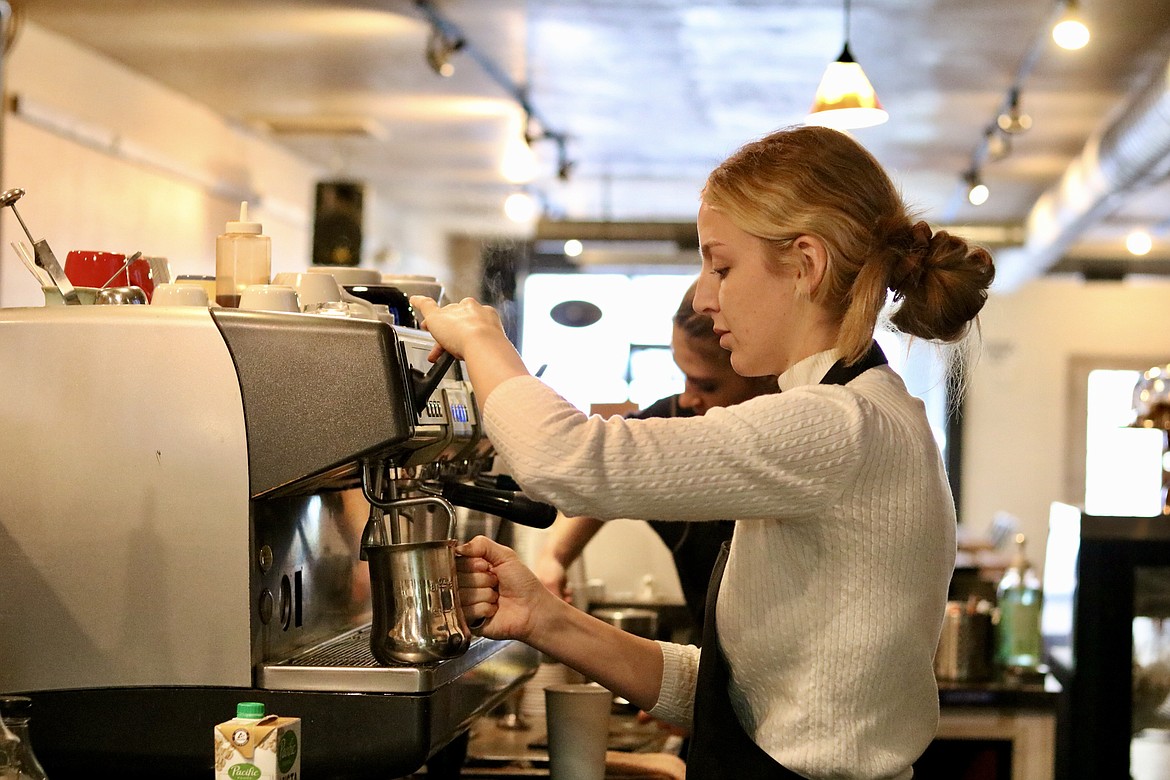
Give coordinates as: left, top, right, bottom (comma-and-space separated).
257, 625, 531, 694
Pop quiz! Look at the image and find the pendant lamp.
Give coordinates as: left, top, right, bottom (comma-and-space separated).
806, 0, 888, 130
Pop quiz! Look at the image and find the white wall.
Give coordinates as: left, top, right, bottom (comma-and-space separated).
0, 23, 322, 308
0, 23, 475, 308
963, 275, 1170, 571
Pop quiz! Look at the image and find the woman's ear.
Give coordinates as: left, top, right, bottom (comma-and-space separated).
791, 235, 829, 298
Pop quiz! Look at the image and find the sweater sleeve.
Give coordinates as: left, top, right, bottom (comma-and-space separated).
482, 375, 868, 523
646, 641, 700, 728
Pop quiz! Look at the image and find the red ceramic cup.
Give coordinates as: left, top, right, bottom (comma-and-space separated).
64, 250, 155, 301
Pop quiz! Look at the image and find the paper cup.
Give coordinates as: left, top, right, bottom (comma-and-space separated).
544, 682, 611, 780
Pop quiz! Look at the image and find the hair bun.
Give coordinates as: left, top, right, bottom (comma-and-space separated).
888, 221, 932, 295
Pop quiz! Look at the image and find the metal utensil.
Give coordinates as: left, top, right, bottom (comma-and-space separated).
94, 286, 148, 305
0, 188, 80, 305
99, 251, 143, 290
10, 241, 53, 287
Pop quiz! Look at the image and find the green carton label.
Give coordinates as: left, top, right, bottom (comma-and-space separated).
228, 764, 262, 780
278, 731, 299, 773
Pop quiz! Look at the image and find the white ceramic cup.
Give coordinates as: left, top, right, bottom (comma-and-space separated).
238, 284, 300, 313
306, 265, 381, 286
150, 282, 209, 307
273, 271, 343, 308
382, 274, 444, 302
544, 682, 611, 780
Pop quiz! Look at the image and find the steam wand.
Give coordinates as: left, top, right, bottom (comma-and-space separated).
360, 459, 457, 546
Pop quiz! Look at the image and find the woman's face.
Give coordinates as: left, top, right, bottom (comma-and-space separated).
694, 202, 802, 377
671, 326, 766, 415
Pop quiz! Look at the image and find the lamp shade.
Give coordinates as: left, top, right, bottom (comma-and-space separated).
806, 44, 888, 130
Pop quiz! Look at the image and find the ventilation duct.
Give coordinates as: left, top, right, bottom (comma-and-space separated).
995, 54, 1170, 291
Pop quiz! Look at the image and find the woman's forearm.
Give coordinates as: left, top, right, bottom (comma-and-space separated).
547, 515, 605, 567
462, 331, 530, 405
530, 598, 665, 712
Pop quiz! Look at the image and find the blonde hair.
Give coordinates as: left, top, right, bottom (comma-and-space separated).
701, 125, 995, 365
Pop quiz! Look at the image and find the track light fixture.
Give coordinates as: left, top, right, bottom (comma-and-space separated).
965, 170, 989, 206
1052, 0, 1090, 51
806, 0, 888, 130
414, 0, 574, 209
947, 0, 1083, 220
523, 112, 575, 183
997, 89, 1033, 134
985, 126, 1012, 162
424, 23, 464, 77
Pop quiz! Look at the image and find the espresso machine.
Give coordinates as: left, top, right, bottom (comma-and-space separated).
0, 302, 553, 777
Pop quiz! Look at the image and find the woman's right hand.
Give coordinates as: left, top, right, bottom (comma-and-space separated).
455, 535, 559, 642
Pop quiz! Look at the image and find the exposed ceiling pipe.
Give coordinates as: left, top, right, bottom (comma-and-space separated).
994, 53, 1170, 291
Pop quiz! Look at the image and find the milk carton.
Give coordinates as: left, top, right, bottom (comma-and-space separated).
214, 702, 300, 780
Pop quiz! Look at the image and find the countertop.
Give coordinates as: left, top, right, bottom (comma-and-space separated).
938, 670, 1062, 710
449, 674, 1059, 778
457, 702, 684, 778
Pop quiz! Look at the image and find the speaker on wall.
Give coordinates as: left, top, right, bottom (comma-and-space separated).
312, 181, 364, 267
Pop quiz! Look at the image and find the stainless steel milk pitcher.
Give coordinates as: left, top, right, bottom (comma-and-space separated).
364, 536, 471, 664
360, 464, 471, 664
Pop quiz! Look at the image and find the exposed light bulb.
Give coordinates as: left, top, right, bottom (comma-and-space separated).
504, 191, 537, 223
997, 107, 1033, 134
500, 133, 537, 183
968, 181, 990, 206
563, 239, 583, 257
1052, 6, 1090, 51
1126, 229, 1153, 256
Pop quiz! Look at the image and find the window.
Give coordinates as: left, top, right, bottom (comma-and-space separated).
519, 273, 952, 456
1067, 357, 1167, 516
519, 273, 694, 411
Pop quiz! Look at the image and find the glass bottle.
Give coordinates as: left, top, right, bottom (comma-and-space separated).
0, 714, 18, 780
0, 696, 49, 779
995, 532, 1044, 671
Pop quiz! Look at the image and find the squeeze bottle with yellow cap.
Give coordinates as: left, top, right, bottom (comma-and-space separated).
215, 201, 271, 307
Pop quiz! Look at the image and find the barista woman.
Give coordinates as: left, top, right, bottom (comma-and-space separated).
534, 279, 776, 637
411, 125, 994, 780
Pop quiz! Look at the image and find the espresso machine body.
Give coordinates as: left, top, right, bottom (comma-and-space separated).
0, 305, 538, 777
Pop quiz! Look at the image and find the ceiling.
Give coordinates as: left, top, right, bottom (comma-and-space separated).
14, 0, 1170, 289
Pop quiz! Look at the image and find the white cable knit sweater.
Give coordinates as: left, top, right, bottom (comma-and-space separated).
482, 349, 956, 780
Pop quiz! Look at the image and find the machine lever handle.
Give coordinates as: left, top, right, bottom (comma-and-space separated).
440, 481, 558, 529
409, 351, 456, 416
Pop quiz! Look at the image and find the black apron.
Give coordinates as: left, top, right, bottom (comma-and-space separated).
684, 342, 889, 779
